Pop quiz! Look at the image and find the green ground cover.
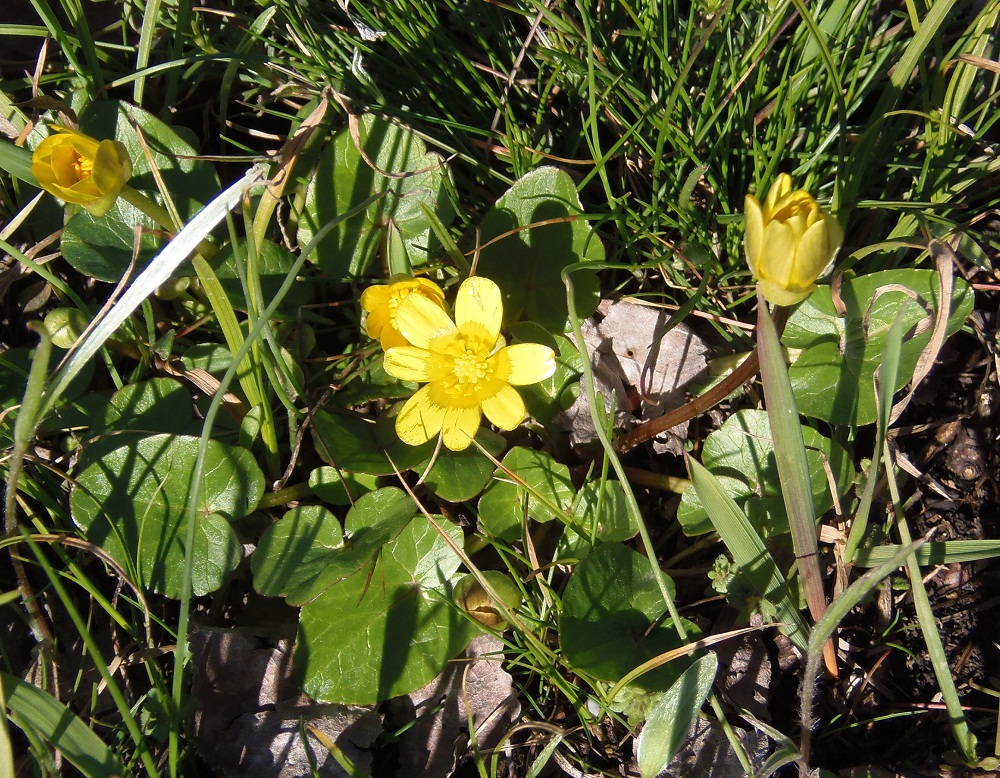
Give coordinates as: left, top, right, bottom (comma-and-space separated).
1, 0, 999, 775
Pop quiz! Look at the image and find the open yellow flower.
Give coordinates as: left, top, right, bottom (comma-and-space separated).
360, 275, 447, 349
745, 173, 843, 306
383, 276, 556, 451
31, 125, 132, 217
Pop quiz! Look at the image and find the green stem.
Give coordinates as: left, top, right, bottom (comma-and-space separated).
885, 441, 979, 763
258, 482, 313, 509
119, 185, 280, 475
118, 185, 219, 260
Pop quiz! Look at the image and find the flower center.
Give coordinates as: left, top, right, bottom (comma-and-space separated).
428, 329, 500, 408
452, 342, 490, 385
73, 153, 94, 182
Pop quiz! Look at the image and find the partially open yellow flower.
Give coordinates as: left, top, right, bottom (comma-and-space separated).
383, 276, 556, 451
744, 173, 843, 306
360, 275, 447, 349
31, 125, 133, 217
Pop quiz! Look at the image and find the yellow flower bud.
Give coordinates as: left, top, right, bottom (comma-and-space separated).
31, 125, 133, 217
359, 275, 447, 349
744, 173, 843, 306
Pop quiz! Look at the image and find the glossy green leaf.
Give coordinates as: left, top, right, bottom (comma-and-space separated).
637, 653, 718, 778
678, 410, 853, 537
93, 377, 196, 435
71, 433, 264, 598
559, 479, 639, 558
475, 167, 603, 331
252, 487, 417, 605
311, 409, 433, 476
518, 333, 585, 425
1, 672, 124, 778
783, 269, 973, 425
297, 115, 453, 280
477, 446, 574, 541
417, 428, 507, 502
560, 543, 692, 690
308, 467, 380, 506
252, 504, 345, 600
59, 100, 219, 281
295, 515, 478, 704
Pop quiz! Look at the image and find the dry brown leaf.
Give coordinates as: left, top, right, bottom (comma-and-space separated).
393, 634, 519, 778
557, 299, 708, 453
634, 717, 769, 778
190, 629, 382, 777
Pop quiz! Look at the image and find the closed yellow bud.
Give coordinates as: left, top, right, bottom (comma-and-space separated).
744, 173, 843, 306
32, 125, 132, 217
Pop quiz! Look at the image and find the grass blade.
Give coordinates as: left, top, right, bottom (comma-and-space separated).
2, 672, 125, 778
687, 456, 810, 654
755, 295, 827, 629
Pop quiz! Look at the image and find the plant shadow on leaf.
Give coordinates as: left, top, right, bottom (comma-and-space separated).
293, 516, 479, 705
560, 544, 693, 691
298, 115, 453, 280
784, 269, 974, 425
70, 433, 263, 598
475, 167, 602, 332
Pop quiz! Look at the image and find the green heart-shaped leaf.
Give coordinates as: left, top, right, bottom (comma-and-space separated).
475, 167, 603, 332
297, 115, 453, 280
477, 446, 574, 541
71, 433, 264, 597
252, 487, 418, 605
677, 410, 853, 537
295, 515, 478, 704
783, 269, 973, 425
417, 428, 507, 502
560, 543, 693, 690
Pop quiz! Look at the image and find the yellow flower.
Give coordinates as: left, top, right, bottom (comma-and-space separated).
360, 275, 447, 349
383, 276, 556, 451
744, 173, 843, 306
31, 125, 133, 217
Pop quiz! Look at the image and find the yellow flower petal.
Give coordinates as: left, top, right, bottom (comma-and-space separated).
455, 276, 503, 342
441, 406, 482, 450
758, 278, 813, 307
395, 293, 455, 349
747, 173, 842, 307
384, 346, 431, 382
744, 194, 764, 274
794, 220, 836, 285
395, 386, 445, 446
359, 284, 391, 314
481, 384, 526, 430
758, 221, 797, 286
364, 307, 391, 341
361, 280, 446, 346
369, 274, 556, 448
764, 173, 793, 214
410, 277, 447, 304
497, 344, 556, 385
378, 328, 412, 349
31, 125, 131, 215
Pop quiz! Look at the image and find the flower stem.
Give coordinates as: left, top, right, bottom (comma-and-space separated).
118, 185, 219, 260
